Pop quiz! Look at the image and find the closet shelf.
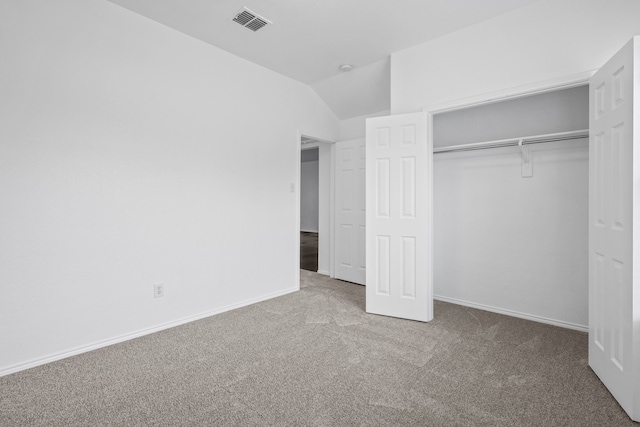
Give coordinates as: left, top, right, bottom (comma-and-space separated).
434, 129, 589, 154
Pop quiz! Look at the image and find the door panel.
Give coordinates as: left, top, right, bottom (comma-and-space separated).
589, 35, 639, 421
334, 139, 366, 285
365, 112, 433, 322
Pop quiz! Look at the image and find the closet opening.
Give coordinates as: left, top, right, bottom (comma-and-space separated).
430, 84, 590, 331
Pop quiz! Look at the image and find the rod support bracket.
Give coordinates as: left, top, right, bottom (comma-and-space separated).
519, 139, 533, 178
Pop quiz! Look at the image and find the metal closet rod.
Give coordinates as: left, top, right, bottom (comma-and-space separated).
434, 129, 589, 154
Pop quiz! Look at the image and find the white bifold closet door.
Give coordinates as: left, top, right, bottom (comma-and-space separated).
334, 139, 366, 285
365, 112, 433, 322
589, 35, 640, 422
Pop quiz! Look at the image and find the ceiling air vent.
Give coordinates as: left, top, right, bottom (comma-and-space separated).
232, 8, 271, 32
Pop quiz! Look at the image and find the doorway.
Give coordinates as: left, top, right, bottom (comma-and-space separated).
298, 134, 334, 278
300, 146, 319, 271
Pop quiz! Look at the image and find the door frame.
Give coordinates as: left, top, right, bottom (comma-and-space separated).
295, 131, 336, 289
420, 70, 595, 330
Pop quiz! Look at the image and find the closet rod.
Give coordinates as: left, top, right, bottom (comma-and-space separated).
434, 129, 589, 154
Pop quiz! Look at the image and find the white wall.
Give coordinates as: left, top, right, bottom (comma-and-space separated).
0, 0, 338, 375
433, 86, 589, 147
339, 110, 390, 141
434, 140, 589, 327
300, 151, 319, 232
391, 0, 640, 114
390, 0, 640, 328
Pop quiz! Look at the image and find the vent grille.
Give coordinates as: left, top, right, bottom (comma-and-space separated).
245, 17, 268, 32
232, 8, 271, 32
233, 10, 255, 26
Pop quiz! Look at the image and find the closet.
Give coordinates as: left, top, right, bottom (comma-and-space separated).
431, 85, 589, 330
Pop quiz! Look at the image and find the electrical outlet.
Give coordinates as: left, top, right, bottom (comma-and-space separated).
154, 283, 164, 298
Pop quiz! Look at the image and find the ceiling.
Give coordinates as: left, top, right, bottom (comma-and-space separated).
107, 0, 541, 120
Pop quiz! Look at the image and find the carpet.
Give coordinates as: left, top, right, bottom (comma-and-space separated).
0, 270, 635, 426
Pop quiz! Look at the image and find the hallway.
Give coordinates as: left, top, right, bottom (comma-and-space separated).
300, 232, 318, 272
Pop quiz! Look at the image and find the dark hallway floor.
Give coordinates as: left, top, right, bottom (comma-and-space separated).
300, 231, 318, 272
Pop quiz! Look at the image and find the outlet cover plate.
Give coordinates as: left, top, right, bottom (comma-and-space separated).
154, 283, 164, 298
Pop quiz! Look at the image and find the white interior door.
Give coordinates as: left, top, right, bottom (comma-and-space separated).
589, 35, 640, 422
334, 138, 366, 285
365, 112, 433, 322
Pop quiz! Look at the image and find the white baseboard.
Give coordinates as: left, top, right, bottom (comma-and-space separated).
0, 287, 298, 378
434, 295, 588, 333
316, 269, 330, 276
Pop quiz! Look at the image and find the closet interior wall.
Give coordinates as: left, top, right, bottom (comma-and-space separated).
432, 86, 589, 329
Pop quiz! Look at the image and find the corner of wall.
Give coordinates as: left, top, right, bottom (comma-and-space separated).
339, 110, 390, 141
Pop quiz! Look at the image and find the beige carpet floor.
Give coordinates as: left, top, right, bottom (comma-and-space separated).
0, 270, 636, 426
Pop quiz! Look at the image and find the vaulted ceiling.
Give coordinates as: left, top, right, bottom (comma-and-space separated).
107, 0, 541, 120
